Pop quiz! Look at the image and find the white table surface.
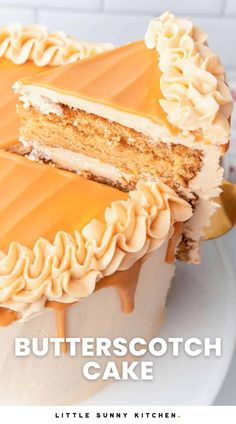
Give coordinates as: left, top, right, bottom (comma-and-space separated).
214, 228, 236, 405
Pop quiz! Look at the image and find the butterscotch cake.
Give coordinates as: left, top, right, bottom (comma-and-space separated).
0, 13, 232, 405
15, 12, 232, 264
0, 152, 192, 404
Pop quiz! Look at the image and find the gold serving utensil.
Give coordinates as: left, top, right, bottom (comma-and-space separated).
203, 180, 236, 240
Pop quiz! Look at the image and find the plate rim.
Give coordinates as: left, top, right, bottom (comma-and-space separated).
207, 238, 236, 404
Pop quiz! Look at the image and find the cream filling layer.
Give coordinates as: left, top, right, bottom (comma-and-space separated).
23, 139, 134, 186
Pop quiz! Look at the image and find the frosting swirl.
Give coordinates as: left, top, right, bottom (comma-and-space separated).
0, 181, 192, 317
0, 24, 113, 66
145, 12, 233, 145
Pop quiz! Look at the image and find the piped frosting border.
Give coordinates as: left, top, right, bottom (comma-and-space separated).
0, 181, 192, 318
0, 23, 113, 66
145, 12, 233, 145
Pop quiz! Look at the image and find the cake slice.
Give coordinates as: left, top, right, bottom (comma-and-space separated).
14, 13, 232, 264
0, 23, 112, 149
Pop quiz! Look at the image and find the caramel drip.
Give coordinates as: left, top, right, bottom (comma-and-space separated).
95, 260, 142, 313
165, 222, 183, 264
0, 307, 18, 326
220, 142, 229, 154
46, 300, 72, 353
45, 261, 141, 353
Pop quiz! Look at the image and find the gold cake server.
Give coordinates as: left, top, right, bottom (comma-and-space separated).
203, 180, 236, 240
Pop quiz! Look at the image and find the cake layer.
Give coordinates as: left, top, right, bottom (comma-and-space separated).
0, 150, 127, 251
18, 102, 202, 197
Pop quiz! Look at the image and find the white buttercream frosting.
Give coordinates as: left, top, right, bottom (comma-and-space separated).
0, 23, 113, 66
145, 12, 233, 145
0, 181, 192, 317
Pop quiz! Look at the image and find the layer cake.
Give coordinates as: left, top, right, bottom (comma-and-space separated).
0, 149, 191, 404
0, 13, 232, 404
15, 13, 233, 263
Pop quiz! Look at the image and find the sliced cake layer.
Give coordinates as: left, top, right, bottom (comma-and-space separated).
17, 101, 202, 197
14, 13, 233, 263
15, 41, 203, 199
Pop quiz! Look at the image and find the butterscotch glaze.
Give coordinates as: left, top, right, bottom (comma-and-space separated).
95, 260, 142, 314
46, 300, 72, 353
0, 307, 18, 326
45, 262, 141, 353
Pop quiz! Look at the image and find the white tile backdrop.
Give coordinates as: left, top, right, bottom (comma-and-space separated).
0, 0, 235, 163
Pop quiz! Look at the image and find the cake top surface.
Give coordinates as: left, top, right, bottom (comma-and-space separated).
0, 151, 192, 319
0, 150, 127, 251
0, 23, 113, 148
18, 12, 233, 146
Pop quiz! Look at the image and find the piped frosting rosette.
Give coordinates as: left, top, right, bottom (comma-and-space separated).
0, 23, 113, 66
0, 181, 192, 319
145, 12, 233, 145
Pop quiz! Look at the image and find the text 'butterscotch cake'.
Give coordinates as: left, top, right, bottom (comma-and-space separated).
15, 12, 233, 264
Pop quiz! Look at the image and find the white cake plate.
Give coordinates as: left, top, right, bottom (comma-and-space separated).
81, 239, 236, 406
